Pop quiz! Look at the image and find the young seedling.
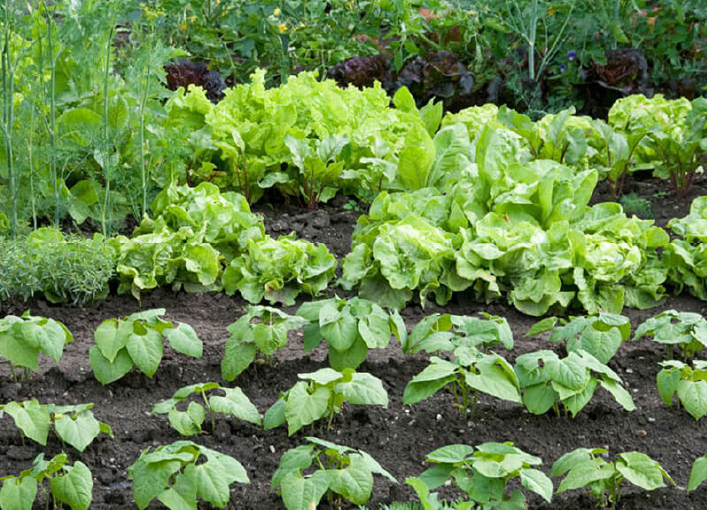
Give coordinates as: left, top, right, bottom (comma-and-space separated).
514, 349, 635, 418
0, 312, 73, 381
297, 297, 402, 370
403, 345, 521, 419
552, 448, 674, 508
656, 360, 707, 420
406, 442, 553, 508
222, 305, 308, 381
128, 440, 249, 509
89, 308, 203, 384
271, 437, 396, 510
689, 453, 707, 493
633, 310, 707, 360
152, 382, 261, 436
0, 400, 113, 451
263, 368, 388, 435
0, 453, 93, 510
527, 313, 630, 364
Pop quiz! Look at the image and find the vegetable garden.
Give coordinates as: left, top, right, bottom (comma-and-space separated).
0, 1, 706, 509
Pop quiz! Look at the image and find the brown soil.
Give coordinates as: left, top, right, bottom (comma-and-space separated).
2, 184, 707, 509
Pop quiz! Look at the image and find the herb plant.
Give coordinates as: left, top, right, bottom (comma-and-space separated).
0, 312, 73, 380
406, 442, 553, 509
656, 360, 707, 420
514, 349, 635, 417
297, 297, 401, 371
0, 453, 93, 510
89, 309, 203, 385
528, 313, 631, 364
128, 440, 249, 510
222, 306, 308, 381
271, 436, 396, 510
263, 368, 388, 435
403, 346, 521, 419
152, 382, 261, 436
633, 310, 707, 360
0, 400, 113, 452
552, 448, 674, 508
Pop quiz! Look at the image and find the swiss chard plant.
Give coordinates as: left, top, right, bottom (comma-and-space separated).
689, 453, 707, 493
406, 442, 553, 509
0, 453, 93, 510
128, 440, 249, 510
263, 368, 388, 435
403, 345, 521, 419
296, 297, 401, 371
223, 234, 337, 306
527, 313, 630, 364
152, 382, 261, 436
222, 306, 308, 381
633, 310, 707, 360
0, 312, 73, 381
89, 309, 203, 385
552, 448, 674, 509
271, 436, 396, 510
514, 349, 635, 418
0, 400, 113, 452
656, 360, 707, 420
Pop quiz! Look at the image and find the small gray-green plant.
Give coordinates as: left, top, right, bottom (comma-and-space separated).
619, 192, 654, 220
152, 382, 261, 436
406, 442, 553, 509
297, 297, 402, 370
528, 313, 630, 364
552, 448, 674, 508
263, 368, 388, 435
514, 349, 635, 417
403, 346, 521, 419
656, 360, 707, 420
272, 437, 396, 510
128, 440, 249, 510
0, 312, 73, 380
633, 310, 707, 360
0, 400, 113, 451
222, 305, 308, 381
89, 309, 202, 385
0, 453, 93, 510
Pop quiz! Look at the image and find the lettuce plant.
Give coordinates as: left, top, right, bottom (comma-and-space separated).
633, 310, 707, 360
222, 306, 308, 381
527, 313, 630, 364
0, 312, 73, 381
89, 309, 203, 385
552, 448, 674, 509
0, 400, 113, 452
656, 360, 707, 420
263, 368, 388, 435
514, 349, 635, 418
406, 442, 552, 509
0, 453, 93, 510
296, 297, 401, 371
152, 382, 261, 436
128, 440, 249, 509
272, 437, 396, 510
403, 346, 521, 419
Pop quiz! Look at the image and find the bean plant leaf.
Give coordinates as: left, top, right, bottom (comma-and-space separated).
89, 346, 134, 385
168, 402, 205, 437
50, 461, 93, 510
209, 387, 262, 426
157, 472, 197, 510
616, 452, 673, 490
335, 373, 388, 406
1, 400, 50, 445
520, 468, 553, 503
280, 470, 329, 510
126, 327, 164, 377
164, 323, 203, 358
94, 320, 125, 363
222, 342, 257, 381
286, 383, 331, 435
688, 456, 707, 492
53, 411, 101, 452
0, 476, 38, 510
326, 455, 374, 505
677, 380, 707, 420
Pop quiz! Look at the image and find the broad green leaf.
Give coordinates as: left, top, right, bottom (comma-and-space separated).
319, 304, 358, 353
326, 456, 374, 505
263, 396, 287, 430
222, 341, 257, 381
280, 470, 329, 510
50, 461, 93, 510
0, 331, 39, 370
426, 444, 475, 464
168, 402, 205, 437
560, 378, 597, 417
89, 346, 134, 385
157, 472, 197, 510
94, 319, 125, 363
271, 444, 316, 490
298, 368, 343, 386
165, 323, 203, 358
520, 468, 553, 503
551, 448, 599, 477
688, 456, 707, 492
335, 373, 388, 406
522, 384, 557, 415
53, 410, 101, 452
2, 400, 50, 445
209, 387, 262, 426
328, 336, 369, 371
126, 327, 164, 378
0, 476, 37, 510
616, 452, 672, 490
465, 356, 522, 404
677, 380, 707, 420
286, 383, 331, 435
545, 355, 589, 390
187, 461, 231, 508
556, 457, 615, 493
130, 459, 183, 510
599, 379, 636, 411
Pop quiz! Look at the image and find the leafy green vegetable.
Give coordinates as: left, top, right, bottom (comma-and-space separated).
406, 441, 552, 508
89, 309, 202, 385
515, 349, 635, 418
0, 312, 73, 380
271, 437, 396, 510
0, 400, 113, 452
152, 382, 261, 436
0, 453, 93, 510
222, 306, 308, 381
128, 440, 249, 509
633, 310, 707, 360
263, 368, 388, 435
656, 360, 707, 420
552, 448, 674, 508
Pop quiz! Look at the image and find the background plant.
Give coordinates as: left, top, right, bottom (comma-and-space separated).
633, 310, 707, 360
656, 359, 707, 420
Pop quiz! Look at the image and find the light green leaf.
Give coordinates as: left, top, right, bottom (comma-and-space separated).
688, 456, 707, 492
209, 387, 262, 426
520, 468, 553, 503
165, 323, 203, 358
2, 400, 50, 445
94, 319, 125, 363
335, 373, 388, 406
616, 452, 672, 490
53, 410, 101, 452
126, 328, 164, 378
0, 476, 37, 510
326, 455, 374, 505
50, 461, 93, 510
89, 346, 134, 385
280, 470, 329, 510
286, 383, 331, 435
